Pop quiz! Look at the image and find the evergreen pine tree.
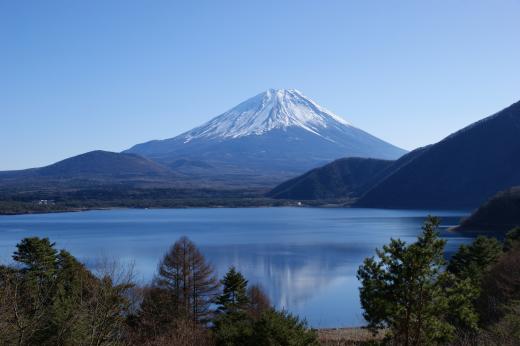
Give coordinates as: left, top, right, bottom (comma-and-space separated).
357, 216, 472, 345
447, 236, 502, 283
216, 266, 249, 314
13, 237, 59, 282
11, 237, 59, 344
214, 267, 253, 345
504, 226, 520, 252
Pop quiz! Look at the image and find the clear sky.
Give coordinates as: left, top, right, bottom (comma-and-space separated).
1, 0, 519, 170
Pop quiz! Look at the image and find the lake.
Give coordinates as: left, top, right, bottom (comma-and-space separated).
0, 207, 474, 327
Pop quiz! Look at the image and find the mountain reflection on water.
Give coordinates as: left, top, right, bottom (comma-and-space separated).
205, 243, 365, 307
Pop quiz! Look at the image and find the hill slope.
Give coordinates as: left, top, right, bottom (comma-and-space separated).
37, 150, 173, 178
267, 157, 393, 200
0, 151, 175, 186
356, 100, 520, 209
456, 187, 520, 231
268, 146, 430, 201
125, 89, 406, 184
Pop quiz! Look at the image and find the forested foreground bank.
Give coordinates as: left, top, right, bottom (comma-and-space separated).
0, 218, 519, 345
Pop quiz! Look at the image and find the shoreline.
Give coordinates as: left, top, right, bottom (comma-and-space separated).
0, 204, 336, 216
0, 202, 473, 217
0, 198, 353, 216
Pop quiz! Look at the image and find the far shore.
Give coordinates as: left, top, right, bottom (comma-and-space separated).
0, 200, 474, 217
0, 198, 355, 216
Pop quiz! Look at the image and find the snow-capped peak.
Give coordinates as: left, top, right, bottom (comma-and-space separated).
183, 89, 352, 142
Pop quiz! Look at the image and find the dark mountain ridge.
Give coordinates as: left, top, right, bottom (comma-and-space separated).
267, 146, 432, 201
355, 100, 520, 209
267, 157, 393, 200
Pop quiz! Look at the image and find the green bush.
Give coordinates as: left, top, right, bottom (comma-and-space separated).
250, 309, 318, 346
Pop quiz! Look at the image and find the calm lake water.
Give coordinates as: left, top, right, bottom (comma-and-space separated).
0, 207, 474, 327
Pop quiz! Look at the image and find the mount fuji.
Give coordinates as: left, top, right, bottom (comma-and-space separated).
125, 89, 406, 185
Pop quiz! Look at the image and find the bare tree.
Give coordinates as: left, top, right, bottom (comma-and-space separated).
0, 265, 18, 344
247, 284, 271, 320
154, 236, 219, 323
80, 258, 136, 346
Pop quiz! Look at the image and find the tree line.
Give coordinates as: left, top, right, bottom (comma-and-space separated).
0, 236, 317, 346
1, 218, 519, 345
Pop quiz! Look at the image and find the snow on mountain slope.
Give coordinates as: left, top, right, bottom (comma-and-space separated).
183, 89, 350, 142
125, 89, 406, 185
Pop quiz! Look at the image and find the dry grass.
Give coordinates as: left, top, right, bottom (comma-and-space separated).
317, 327, 385, 345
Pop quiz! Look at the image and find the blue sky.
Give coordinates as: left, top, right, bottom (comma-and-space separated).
1, 0, 519, 170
